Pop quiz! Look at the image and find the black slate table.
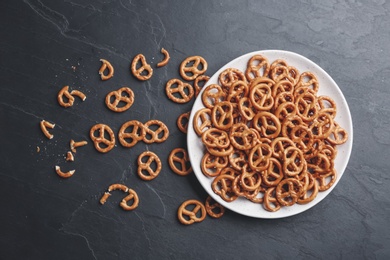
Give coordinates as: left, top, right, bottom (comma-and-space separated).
1, 1, 390, 259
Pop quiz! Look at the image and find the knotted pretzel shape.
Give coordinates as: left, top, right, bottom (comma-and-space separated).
229, 123, 258, 150
249, 83, 274, 111
177, 200, 206, 225
131, 54, 153, 81
282, 146, 306, 177
201, 84, 226, 109
105, 87, 134, 112
179, 56, 208, 81
252, 112, 281, 139
201, 128, 230, 149
177, 111, 190, 134
218, 68, 247, 90
99, 59, 114, 80
263, 187, 281, 212
248, 143, 272, 171
211, 174, 238, 202
205, 196, 225, 218
211, 101, 234, 130
262, 157, 284, 187
194, 75, 210, 97
165, 78, 194, 103
245, 54, 270, 82
193, 108, 212, 136
137, 151, 162, 181
201, 152, 228, 177
169, 148, 192, 176
275, 178, 303, 206
118, 120, 145, 148
89, 123, 115, 153
143, 120, 169, 144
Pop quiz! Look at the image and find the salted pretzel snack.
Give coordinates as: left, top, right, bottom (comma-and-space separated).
57, 86, 86, 108
166, 78, 194, 103
105, 87, 135, 112
180, 56, 208, 81
89, 123, 116, 153
99, 59, 114, 80
100, 184, 139, 211
70, 139, 88, 153
177, 112, 190, 134
194, 55, 349, 212
143, 120, 169, 144
205, 196, 225, 218
137, 151, 162, 181
169, 148, 192, 176
40, 120, 55, 139
118, 120, 145, 147
157, 48, 170, 67
194, 75, 210, 97
131, 54, 153, 81
55, 166, 75, 178
177, 199, 207, 225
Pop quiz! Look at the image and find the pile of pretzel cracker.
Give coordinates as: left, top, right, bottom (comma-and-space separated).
193, 54, 348, 212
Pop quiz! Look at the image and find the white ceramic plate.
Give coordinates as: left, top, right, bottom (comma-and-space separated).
187, 50, 353, 219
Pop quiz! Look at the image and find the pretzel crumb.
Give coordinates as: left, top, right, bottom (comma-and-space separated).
66, 151, 74, 162
36, 146, 40, 153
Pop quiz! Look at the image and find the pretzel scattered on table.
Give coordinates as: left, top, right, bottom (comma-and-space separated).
168, 148, 192, 176
205, 196, 225, 218
177, 199, 206, 225
99, 59, 114, 80
137, 151, 162, 181
177, 112, 190, 134
55, 166, 75, 178
40, 120, 55, 139
179, 56, 208, 81
157, 48, 170, 67
131, 54, 153, 81
165, 78, 194, 104
105, 87, 134, 112
57, 86, 86, 108
100, 184, 139, 211
70, 139, 88, 153
89, 123, 115, 153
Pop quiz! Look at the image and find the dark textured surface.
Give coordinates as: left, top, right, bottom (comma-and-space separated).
1, 0, 389, 259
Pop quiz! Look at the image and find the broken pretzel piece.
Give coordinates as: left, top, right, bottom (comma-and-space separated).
99, 59, 114, 80
131, 54, 153, 81
108, 184, 129, 193
66, 151, 74, 162
99, 184, 139, 211
120, 189, 139, 211
55, 166, 75, 178
157, 48, 170, 67
40, 120, 55, 139
57, 86, 86, 108
70, 139, 88, 153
